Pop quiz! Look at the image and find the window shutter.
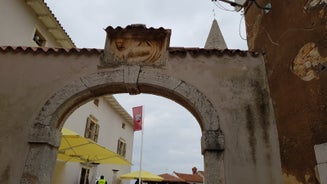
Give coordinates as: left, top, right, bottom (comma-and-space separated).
84, 117, 91, 138
117, 140, 120, 153
94, 124, 100, 142
122, 143, 126, 157
117, 139, 126, 157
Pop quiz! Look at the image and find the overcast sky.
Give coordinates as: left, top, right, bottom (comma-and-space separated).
45, 0, 248, 176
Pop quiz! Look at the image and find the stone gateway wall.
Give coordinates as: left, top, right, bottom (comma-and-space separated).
0, 26, 282, 184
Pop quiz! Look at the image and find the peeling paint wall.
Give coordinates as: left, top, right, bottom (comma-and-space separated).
245, 0, 327, 183
291, 42, 327, 81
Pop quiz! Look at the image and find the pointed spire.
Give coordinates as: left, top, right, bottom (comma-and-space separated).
204, 19, 227, 49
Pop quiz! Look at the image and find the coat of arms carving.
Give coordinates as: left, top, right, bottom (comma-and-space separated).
101, 24, 171, 67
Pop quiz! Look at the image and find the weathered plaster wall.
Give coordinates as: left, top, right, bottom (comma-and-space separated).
167, 51, 282, 184
0, 50, 100, 184
245, 0, 327, 183
0, 48, 281, 183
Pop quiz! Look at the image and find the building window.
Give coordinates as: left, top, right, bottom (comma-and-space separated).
93, 98, 99, 106
117, 138, 126, 157
122, 122, 126, 129
33, 30, 46, 46
79, 167, 90, 184
84, 116, 99, 142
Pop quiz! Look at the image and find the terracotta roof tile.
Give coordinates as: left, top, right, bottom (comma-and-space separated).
169, 47, 260, 57
159, 173, 186, 183
105, 24, 171, 36
0, 46, 260, 58
0, 46, 102, 55
173, 172, 203, 183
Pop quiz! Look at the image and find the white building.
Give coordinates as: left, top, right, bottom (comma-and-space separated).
0, 1, 134, 183
53, 96, 134, 184
0, 0, 74, 48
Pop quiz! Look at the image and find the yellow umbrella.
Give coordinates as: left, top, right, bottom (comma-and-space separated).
119, 170, 163, 182
58, 128, 131, 165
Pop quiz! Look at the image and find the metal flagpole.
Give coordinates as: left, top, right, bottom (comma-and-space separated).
138, 106, 144, 184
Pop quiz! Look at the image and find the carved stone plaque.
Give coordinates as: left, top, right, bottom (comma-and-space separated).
101, 24, 171, 67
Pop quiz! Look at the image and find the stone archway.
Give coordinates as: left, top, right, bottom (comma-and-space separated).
21, 66, 224, 184
1, 24, 282, 184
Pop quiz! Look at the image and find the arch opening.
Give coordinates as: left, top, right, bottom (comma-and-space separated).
54, 92, 204, 184
22, 67, 224, 184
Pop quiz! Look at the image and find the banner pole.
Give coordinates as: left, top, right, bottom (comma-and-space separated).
138, 106, 144, 184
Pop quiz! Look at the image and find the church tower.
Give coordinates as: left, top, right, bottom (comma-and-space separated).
204, 19, 227, 49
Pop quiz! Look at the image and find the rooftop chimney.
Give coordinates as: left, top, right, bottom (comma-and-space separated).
192, 167, 197, 174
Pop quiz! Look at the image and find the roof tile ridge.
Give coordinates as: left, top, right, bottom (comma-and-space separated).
39, 0, 76, 47
0, 46, 103, 54
168, 47, 261, 57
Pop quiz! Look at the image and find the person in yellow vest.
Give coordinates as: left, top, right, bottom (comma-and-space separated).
96, 175, 107, 184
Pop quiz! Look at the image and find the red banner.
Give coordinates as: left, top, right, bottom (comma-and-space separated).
132, 106, 143, 131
